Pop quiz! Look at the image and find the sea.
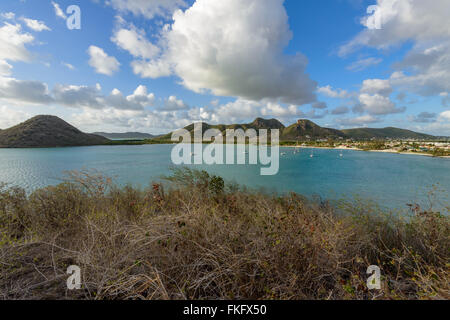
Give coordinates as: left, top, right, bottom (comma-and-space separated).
0, 144, 448, 211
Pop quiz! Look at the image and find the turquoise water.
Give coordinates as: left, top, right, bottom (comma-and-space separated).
0, 144, 448, 210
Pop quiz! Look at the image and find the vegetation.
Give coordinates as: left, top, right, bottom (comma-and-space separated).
342, 127, 436, 140
0, 168, 448, 300
0, 115, 109, 148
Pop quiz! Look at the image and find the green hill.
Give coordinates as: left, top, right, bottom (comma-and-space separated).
281, 120, 345, 140
158, 118, 439, 142
342, 127, 436, 140
158, 118, 285, 141
0, 115, 109, 148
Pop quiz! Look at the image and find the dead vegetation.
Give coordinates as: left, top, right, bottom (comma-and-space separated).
0, 168, 448, 300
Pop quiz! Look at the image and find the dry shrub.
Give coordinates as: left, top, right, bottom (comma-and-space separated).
0, 168, 448, 300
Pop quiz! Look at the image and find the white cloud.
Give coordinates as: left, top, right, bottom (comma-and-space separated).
87, 45, 121, 76
358, 93, 405, 115
52, 1, 67, 20
0, 60, 12, 76
52, 84, 154, 110
439, 111, 450, 122
361, 79, 392, 96
0, 74, 155, 112
340, 0, 450, 110
0, 106, 30, 129
62, 62, 75, 70
21, 18, 51, 32
163, 95, 188, 111
1, 12, 15, 20
317, 85, 351, 99
106, 0, 187, 19
347, 57, 382, 72
339, 0, 450, 56
0, 23, 34, 62
131, 0, 317, 105
390, 42, 450, 97
131, 58, 171, 78
111, 24, 160, 59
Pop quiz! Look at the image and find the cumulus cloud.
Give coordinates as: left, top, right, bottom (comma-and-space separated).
0, 106, 30, 129
87, 45, 120, 76
339, 0, 450, 56
317, 85, 351, 99
0, 23, 34, 62
111, 22, 160, 59
52, 84, 155, 110
0, 60, 13, 76
360, 79, 393, 96
439, 110, 450, 122
20, 18, 51, 32
340, 0, 450, 111
0, 74, 155, 111
358, 93, 405, 115
162, 96, 188, 111
1, 12, 16, 20
0, 77, 52, 105
130, 0, 317, 105
105, 0, 187, 19
390, 42, 450, 97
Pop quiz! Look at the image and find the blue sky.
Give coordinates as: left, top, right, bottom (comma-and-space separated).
0, 0, 449, 134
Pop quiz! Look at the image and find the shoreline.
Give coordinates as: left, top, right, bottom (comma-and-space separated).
283, 145, 450, 159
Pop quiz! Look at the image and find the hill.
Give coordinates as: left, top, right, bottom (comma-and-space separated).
281, 120, 345, 140
159, 118, 438, 142
0, 115, 109, 148
93, 132, 155, 140
158, 118, 285, 141
342, 127, 436, 140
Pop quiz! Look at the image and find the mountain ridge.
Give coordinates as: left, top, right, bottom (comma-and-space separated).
0, 115, 443, 148
162, 118, 438, 141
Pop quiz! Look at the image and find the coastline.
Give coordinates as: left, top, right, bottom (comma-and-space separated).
283, 145, 450, 159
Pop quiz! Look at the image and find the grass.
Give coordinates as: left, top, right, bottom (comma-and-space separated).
0, 168, 448, 300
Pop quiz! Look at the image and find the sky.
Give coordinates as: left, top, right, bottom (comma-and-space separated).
0, 0, 449, 135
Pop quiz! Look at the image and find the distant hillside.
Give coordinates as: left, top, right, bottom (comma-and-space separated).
0, 115, 109, 148
159, 118, 438, 142
342, 127, 436, 140
281, 120, 345, 140
159, 118, 285, 140
93, 132, 155, 140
